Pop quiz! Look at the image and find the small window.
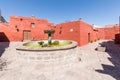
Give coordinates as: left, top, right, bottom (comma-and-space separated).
60, 27, 62, 29
31, 23, 35, 28
54, 26, 56, 28
70, 28, 73, 32
20, 18, 23, 21
59, 30, 62, 34
15, 25, 18, 28
59, 27, 62, 34
15, 25, 19, 32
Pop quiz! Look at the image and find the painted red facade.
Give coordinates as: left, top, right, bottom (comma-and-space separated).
52, 20, 106, 46
104, 27, 120, 39
0, 15, 119, 46
0, 16, 52, 41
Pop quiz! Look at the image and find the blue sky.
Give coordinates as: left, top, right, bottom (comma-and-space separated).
0, 0, 120, 26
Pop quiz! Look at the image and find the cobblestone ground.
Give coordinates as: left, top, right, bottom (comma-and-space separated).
0, 40, 120, 80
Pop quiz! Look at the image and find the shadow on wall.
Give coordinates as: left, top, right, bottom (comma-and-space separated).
95, 41, 120, 80
0, 32, 10, 57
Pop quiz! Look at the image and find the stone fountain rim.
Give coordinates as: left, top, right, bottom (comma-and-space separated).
16, 40, 78, 51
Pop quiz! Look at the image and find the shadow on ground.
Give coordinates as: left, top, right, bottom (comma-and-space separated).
95, 40, 120, 80
0, 32, 10, 57
0, 42, 9, 57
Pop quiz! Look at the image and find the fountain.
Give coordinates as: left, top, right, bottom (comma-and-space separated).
16, 29, 77, 51
44, 29, 55, 45
16, 29, 78, 62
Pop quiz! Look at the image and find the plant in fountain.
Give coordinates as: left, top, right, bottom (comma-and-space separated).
21, 29, 75, 49
44, 29, 55, 46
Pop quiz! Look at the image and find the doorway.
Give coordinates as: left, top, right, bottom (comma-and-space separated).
88, 33, 90, 42
23, 30, 31, 40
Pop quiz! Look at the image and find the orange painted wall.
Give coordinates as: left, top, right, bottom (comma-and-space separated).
104, 27, 120, 39
79, 21, 93, 46
97, 28, 105, 39
0, 23, 14, 41
0, 16, 52, 41
1, 15, 120, 46
52, 21, 80, 45
53, 20, 103, 46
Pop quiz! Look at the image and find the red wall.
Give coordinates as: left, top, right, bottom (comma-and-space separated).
53, 20, 103, 46
0, 23, 15, 41
97, 28, 105, 39
0, 15, 120, 46
52, 21, 81, 45
79, 21, 93, 46
0, 16, 52, 41
104, 27, 120, 39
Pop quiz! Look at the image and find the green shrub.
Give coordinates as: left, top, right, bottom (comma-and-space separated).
44, 30, 55, 34
52, 41, 59, 45
38, 41, 44, 45
42, 44, 48, 47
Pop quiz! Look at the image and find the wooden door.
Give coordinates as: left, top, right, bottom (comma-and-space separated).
23, 30, 31, 40
88, 33, 90, 42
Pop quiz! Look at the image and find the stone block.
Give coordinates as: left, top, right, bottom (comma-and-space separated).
97, 46, 106, 52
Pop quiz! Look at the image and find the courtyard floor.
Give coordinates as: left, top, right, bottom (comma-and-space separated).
0, 40, 120, 80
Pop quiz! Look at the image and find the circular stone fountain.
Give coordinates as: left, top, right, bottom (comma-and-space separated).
16, 30, 78, 62
16, 40, 77, 51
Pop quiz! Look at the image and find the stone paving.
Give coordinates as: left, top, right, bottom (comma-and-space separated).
0, 40, 120, 80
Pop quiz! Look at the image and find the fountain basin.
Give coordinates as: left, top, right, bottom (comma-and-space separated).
16, 40, 78, 62
16, 40, 78, 51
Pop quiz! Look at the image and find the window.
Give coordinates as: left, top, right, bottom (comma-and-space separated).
15, 25, 19, 32
59, 27, 62, 34
70, 28, 73, 32
54, 26, 56, 28
31, 23, 35, 28
20, 18, 23, 21
59, 30, 62, 34
15, 25, 18, 28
